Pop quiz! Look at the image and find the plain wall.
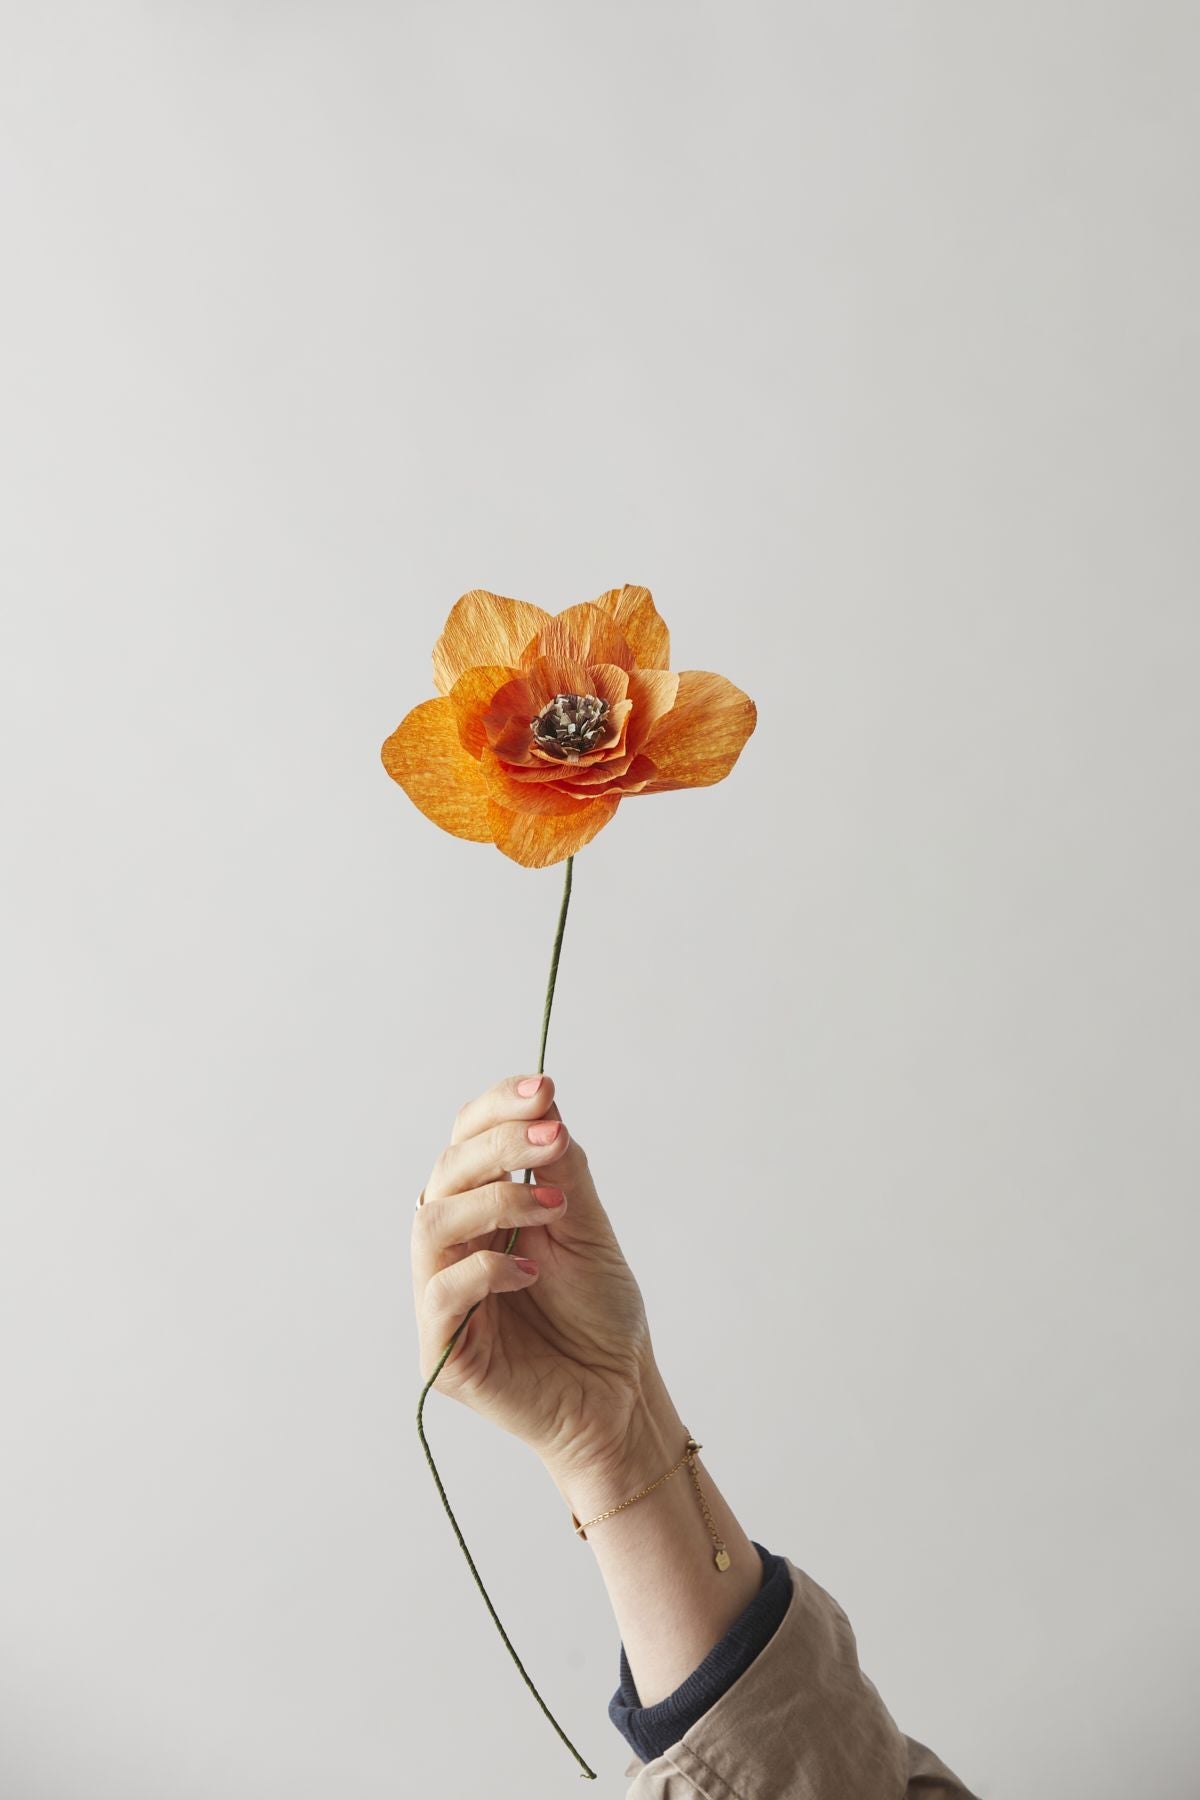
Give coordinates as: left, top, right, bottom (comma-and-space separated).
2, 4, 1197, 1797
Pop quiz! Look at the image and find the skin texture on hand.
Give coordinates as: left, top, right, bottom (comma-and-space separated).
412, 1071, 659, 1479
413, 1072, 762, 1708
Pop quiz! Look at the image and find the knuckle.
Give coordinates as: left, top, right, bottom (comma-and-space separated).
488, 1179, 513, 1224
457, 1247, 485, 1287
496, 1121, 524, 1166
427, 1256, 455, 1299
435, 1260, 470, 1312
444, 1318, 482, 1383
416, 1273, 443, 1332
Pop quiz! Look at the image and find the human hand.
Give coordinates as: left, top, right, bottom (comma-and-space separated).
412, 1073, 660, 1490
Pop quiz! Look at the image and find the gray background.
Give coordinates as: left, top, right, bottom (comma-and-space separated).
2, 5, 1197, 1797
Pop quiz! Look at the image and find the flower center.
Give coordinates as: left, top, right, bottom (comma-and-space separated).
529, 692, 611, 759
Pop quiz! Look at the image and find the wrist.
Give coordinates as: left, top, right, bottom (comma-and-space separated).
544, 1362, 690, 1527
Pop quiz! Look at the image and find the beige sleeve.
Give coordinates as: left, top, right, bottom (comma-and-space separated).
621, 1557, 980, 1800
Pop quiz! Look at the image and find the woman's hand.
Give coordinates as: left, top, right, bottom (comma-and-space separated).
412, 1072, 659, 1489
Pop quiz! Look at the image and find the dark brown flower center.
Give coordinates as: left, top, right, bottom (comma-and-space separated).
529, 692, 611, 759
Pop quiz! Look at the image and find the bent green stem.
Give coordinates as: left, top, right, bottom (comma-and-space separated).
415, 853, 596, 1779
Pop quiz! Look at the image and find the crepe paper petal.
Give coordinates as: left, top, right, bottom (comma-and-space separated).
623, 667, 682, 757
560, 752, 660, 797
635, 670, 758, 790
432, 590, 555, 697
607, 759, 655, 793
487, 713, 537, 763
470, 672, 539, 762
588, 585, 671, 671
545, 734, 639, 788
380, 697, 495, 841
478, 746, 604, 816
518, 603, 637, 675
447, 664, 526, 759
487, 792, 623, 868
582, 661, 632, 710
556, 756, 652, 798
522, 653, 597, 708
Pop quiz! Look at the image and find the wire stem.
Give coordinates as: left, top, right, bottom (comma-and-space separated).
415, 854, 595, 1779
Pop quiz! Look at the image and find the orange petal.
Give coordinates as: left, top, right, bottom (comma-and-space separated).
624, 667, 681, 756
586, 663, 631, 709
479, 747, 592, 816
561, 752, 658, 797
519, 604, 637, 675
432, 590, 556, 697
489, 714, 537, 762
447, 664, 525, 759
487, 793, 622, 868
609, 756, 655, 793
635, 670, 757, 790
588, 585, 670, 670
562, 745, 664, 796
381, 698, 495, 842
474, 671, 541, 762
523, 653, 595, 707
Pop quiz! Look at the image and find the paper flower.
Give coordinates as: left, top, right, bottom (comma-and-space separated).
381, 584, 757, 867
397, 584, 757, 1779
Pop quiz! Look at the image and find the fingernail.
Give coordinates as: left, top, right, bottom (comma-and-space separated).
514, 1256, 538, 1275
526, 1119, 561, 1145
533, 1186, 564, 1209
516, 1075, 543, 1097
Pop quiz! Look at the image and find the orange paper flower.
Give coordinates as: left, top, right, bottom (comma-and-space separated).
381, 585, 757, 867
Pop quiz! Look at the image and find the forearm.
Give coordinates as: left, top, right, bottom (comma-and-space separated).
544, 1362, 762, 1707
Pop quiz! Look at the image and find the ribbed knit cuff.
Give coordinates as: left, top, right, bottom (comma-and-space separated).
607, 1541, 793, 1764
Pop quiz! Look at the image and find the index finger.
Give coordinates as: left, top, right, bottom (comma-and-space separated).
449, 1072, 558, 1147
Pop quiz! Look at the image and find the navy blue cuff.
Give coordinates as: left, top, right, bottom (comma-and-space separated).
607, 1541, 792, 1764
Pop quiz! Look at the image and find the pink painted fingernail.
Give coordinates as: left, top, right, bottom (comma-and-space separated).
533, 1187, 564, 1208
516, 1075, 543, 1097
514, 1256, 538, 1275
526, 1119, 561, 1145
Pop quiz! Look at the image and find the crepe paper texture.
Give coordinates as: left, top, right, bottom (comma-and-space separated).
385, 585, 756, 1779
381, 585, 757, 867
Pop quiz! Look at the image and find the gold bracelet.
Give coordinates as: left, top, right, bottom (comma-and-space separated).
570, 1432, 731, 1571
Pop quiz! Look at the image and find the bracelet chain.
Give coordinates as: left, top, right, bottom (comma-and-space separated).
571, 1431, 731, 1570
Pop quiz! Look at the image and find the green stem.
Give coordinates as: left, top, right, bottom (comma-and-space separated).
415, 853, 596, 1779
